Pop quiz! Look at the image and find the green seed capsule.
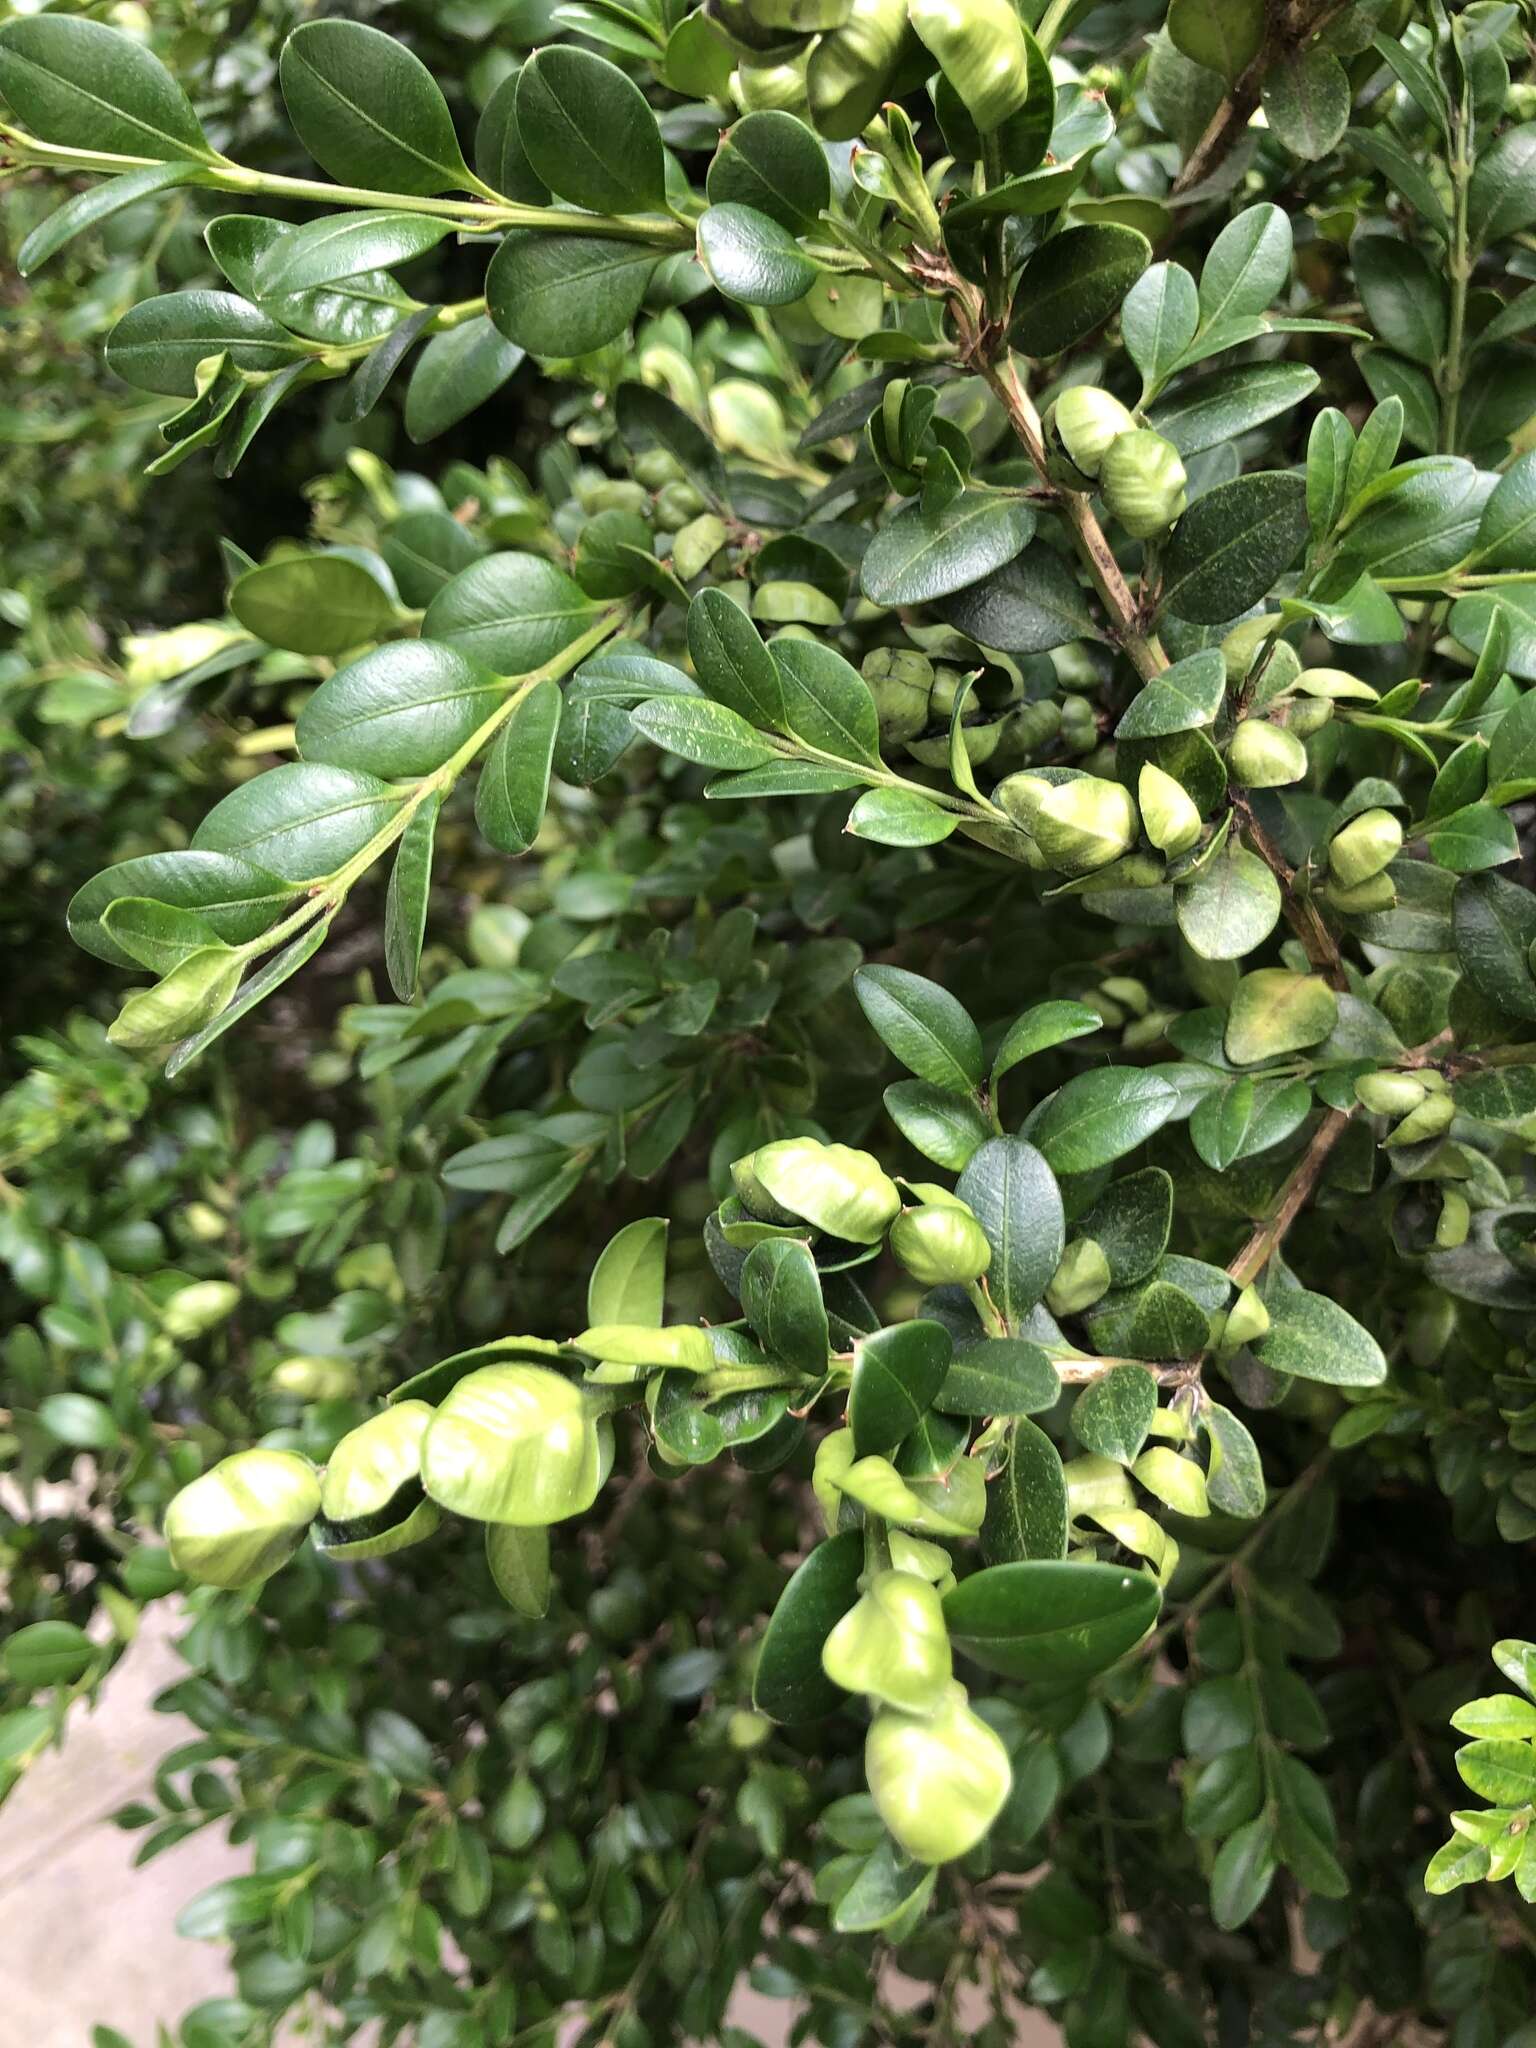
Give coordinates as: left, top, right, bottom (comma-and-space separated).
1329, 808, 1404, 888
164, 1448, 321, 1590
822, 1569, 953, 1711
750, 1137, 903, 1242
1436, 1187, 1471, 1250
1218, 1283, 1270, 1353
865, 1683, 1012, 1863
746, 0, 853, 26
1355, 1070, 1428, 1117
1227, 720, 1309, 789
1099, 429, 1187, 539
1137, 762, 1202, 856
161, 1280, 241, 1340
1385, 1091, 1456, 1147
317, 1402, 442, 1561
270, 1355, 360, 1402
863, 647, 935, 742
1045, 1238, 1111, 1317
421, 1365, 603, 1526
890, 1202, 992, 1286
910, 0, 1032, 134
806, 0, 910, 139
1049, 386, 1136, 483
1063, 1453, 1135, 1512
1028, 776, 1140, 876
1324, 870, 1396, 915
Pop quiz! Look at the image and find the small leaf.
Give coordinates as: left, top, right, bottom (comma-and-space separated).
955, 1138, 1066, 1327
516, 44, 666, 215
1013, 225, 1151, 356
854, 965, 982, 1093
849, 1321, 953, 1458
475, 678, 562, 854
280, 20, 472, 195
1030, 1070, 1179, 1173
943, 1560, 1160, 1680
1252, 1288, 1387, 1388
1161, 473, 1310, 626
383, 796, 438, 1003
698, 203, 818, 307
1072, 1364, 1158, 1466
862, 491, 1036, 609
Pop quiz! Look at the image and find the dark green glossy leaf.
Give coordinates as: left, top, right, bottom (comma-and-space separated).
0, 16, 214, 160
954, 1137, 1065, 1326
944, 1560, 1160, 1680
280, 20, 472, 195
1161, 473, 1309, 625
982, 1419, 1069, 1563
753, 1530, 863, 1722
1013, 226, 1151, 356
1030, 1070, 1179, 1174
862, 491, 1035, 609
742, 1238, 830, 1377
854, 965, 982, 1093
849, 1320, 953, 1457
515, 45, 665, 215
422, 553, 598, 676
475, 678, 562, 854
934, 1339, 1060, 1418
486, 233, 659, 358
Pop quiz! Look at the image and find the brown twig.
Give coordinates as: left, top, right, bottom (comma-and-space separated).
1227, 1107, 1352, 1289
1170, 0, 1352, 200
1232, 796, 1349, 989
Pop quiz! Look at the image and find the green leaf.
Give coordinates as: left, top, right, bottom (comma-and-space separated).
231, 554, 397, 658
280, 20, 472, 196
18, 162, 203, 276
934, 1339, 1059, 1418
1453, 871, 1536, 1019
1455, 1740, 1536, 1805
1351, 234, 1447, 366
1470, 451, 1536, 572
1013, 225, 1150, 357
404, 317, 524, 442
3, 1619, 95, 1690
1199, 205, 1292, 325
619, 384, 729, 512
474, 66, 548, 206
1030, 1070, 1178, 1173
862, 491, 1035, 609
849, 1321, 953, 1458
486, 1524, 551, 1618
742, 1238, 830, 1377
1224, 970, 1338, 1064
1147, 363, 1320, 460
0, 16, 214, 160
1123, 261, 1200, 395
698, 203, 818, 308
1161, 473, 1310, 626
105, 292, 308, 398
753, 1530, 864, 1722
1425, 1836, 1493, 1895
194, 764, 402, 883
854, 965, 982, 1093
847, 788, 958, 846
100, 899, 227, 976
486, 232, 660, 359
1261, 46, 1350, 159
1210, 1815, 1277, 1930
475, 678, 562, 854
588, 1219, 668, 1329
1427, 803, 1519, 875
1072, 1364, 1159, 1465
629, 696, 778, 770
943, 1560, 1160, 1680
1088, 1276, 1213, 1362
253, 211, 449, 298
1453, 1065, 1536, 1125
1167, 0, 1263, 83
1307, 406, 1356, 538
1450, 1695, 1536, 1740
1468, 126, 1536, 246
831, 1841, 938, 1934
1115, 648, 1226, 739
770, 637, 882, 768
1190, 1077, 1254, 1170
515, 44, 665, 215
1344, 127, 1450, 240
1252, 1287, 1387, 1387
1077, 1170, 1174, 1286
983, 1418, 1069, 1563
1203, 1402, 1267, 1517
955, 1137, 1065, 1326
1176, 846, 1282, 961
39, 1391, 121, 1450
297, 642, 503, 776
939, 542, 1103, 653
69, 851, 292, 969
383, 795, 438, 1003
990, 1000, 1102, 1094
883, 1081, 992, 1172
423, 553, 598, 677
707, 109, 830, 234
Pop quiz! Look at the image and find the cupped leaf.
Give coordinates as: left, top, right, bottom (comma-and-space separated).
68, 851, 294, 969
105, 292, 308, 397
